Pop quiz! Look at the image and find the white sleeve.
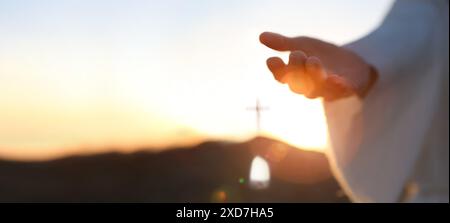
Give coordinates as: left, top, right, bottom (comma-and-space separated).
324, 0, 448, 202
344, 0, 442, 86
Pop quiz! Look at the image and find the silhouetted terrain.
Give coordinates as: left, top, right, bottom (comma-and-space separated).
0, 137, 349, 202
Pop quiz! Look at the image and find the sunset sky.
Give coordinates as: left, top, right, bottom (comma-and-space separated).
0, 0, 393, 160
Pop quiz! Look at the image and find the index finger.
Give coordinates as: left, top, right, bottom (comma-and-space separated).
259, 32, 292, 51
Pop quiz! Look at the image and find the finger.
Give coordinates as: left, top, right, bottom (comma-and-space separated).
260, 32, 317, 53
304, 56, 326, 98
304, 90, 320, 99
267, 57, 288, 83
260, 32, 291, 51
302, 75, 320, 99
305, 56, 326, 84
303, 73, 322, 99
284, 51, 308, 94
288, 50, 307, 67
287, 75, 307, 95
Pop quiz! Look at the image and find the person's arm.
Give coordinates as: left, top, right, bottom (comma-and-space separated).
259, 0, 442, 102
323, 0, 448, 202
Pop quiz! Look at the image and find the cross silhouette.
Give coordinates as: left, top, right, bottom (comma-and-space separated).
246, 98, 269, 133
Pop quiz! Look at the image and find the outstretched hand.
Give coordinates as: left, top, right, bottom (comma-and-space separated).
260, 32, 376, 101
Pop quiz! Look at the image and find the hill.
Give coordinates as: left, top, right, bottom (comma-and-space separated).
0, 137, 349, 202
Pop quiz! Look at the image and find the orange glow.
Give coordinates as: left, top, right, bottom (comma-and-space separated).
0, 77, 329, 160
211, 190, 228, 203
263, 97, 328, 151
0, 0, 393, 160
252, 82, 329, 152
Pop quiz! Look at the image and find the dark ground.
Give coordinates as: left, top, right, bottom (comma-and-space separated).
0, 137, 349, 202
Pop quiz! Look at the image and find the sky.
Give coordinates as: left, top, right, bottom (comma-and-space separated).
0, 0, 394, 160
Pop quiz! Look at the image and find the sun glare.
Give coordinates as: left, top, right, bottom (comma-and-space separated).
265, 100, 328, 151
255, 84, 329, 152
0, 0, 393, 159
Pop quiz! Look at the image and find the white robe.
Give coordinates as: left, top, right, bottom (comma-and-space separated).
324, 0, 449, 202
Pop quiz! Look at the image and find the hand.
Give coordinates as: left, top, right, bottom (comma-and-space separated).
260, 32, 376, 101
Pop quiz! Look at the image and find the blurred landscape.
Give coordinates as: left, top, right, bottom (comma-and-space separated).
0, 137, 348, 202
